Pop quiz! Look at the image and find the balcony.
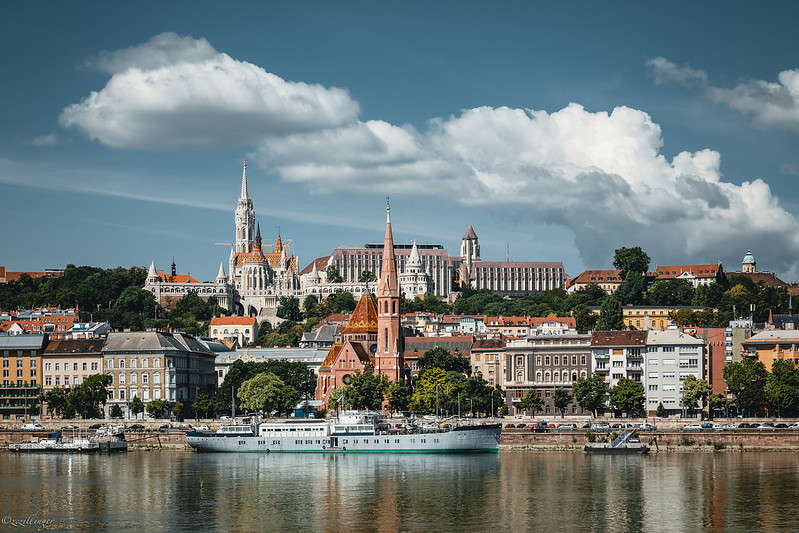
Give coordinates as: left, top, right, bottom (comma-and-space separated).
594, 353, 609, 359
626, 366, 643, 372
595, 367, 609, 373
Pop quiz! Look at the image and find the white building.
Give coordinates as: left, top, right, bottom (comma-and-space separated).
644, 329, 704, 417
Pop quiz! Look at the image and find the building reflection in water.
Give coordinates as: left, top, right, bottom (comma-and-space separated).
3, 451, 799, 531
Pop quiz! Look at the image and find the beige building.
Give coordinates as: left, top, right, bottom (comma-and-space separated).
42, 339, 104, 391
209, 316, 258, 346
471, 338, 505, 388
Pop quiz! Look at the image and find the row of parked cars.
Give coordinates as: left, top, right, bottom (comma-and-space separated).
681, 422, 799, 432
503, 421, 657, 432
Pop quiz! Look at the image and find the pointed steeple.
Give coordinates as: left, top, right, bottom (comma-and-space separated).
148, 260, 159, 280
275, 233, 283, 254
311, 260, 320, 280
376, 197, 404, 385
377, 197, 399, 297
406, 240, 422, 272
216, 261, 227, 281
240, 160, 249, 199
255, 222, 262, 250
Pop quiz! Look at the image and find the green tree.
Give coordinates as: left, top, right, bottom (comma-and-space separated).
681, 376, 712, 417
43, 387, 68, 417
649, 279, 695, 306
172, 401, 185, 420
597, 295, 624, 331
277, 296, 303, 322
615, 271, 647, 306
109, 404, 123, 418
572, 303, 597, 334
656, 402, 667, 418
608, 377, 645, 417
519, 390, 543, 418
552, 387, 572, 418
146, 399, 170, 418
237, 372, 288, 416
707, 393, 728, 419
572, 373, 609, 417
325, 265, 343, 283
66, 374, 112, 418
612, 246, 651, 279
327, 291, 356, 313
346, 366, 390, 411
410, 367, 450, 414
386, 382, 412, 413
723, 358, 768, 417
417, 347, 470, 376
130, 395, 145, 419
302, 295, 321, 319
765, 359, 799, 417
192, 393, 215, 419
327, 387, 350, 411
358, 269, 377, 284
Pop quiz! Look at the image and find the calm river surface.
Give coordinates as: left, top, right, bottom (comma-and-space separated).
2, 451, 799, 532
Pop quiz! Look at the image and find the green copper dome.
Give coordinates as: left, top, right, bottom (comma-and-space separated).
742, 249, 755, 264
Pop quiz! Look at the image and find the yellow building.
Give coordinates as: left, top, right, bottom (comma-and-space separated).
589, 305, 705, 330
0, 335, 47, 419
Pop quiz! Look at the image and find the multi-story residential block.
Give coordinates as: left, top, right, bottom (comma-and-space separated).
690, 327, 728, 395
644, 329, 704, 416
505, 333, 591, 417
484, 317, 530, 338
42, 339, 104, 392
587, 305, 706, 331
471, 338, 505, 387
209, 316, 258, 346
0, 334, 47, 419
215, 347, 329, 387
591, 331, 647, 388
102, 331, 217, 417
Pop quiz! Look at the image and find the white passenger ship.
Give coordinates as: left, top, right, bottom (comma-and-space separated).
185, 412, 501, 453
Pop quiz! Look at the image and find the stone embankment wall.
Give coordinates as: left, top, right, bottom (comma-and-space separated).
500, 429, 799, 451
0, 430, 191, 450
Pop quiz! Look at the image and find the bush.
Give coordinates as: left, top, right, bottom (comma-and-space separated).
586, 430, 596, 443
713, 442, 726, 451
681, 438, 695, 446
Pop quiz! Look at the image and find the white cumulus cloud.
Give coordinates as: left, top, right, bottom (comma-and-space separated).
255, 103, 799, 272
60, 32, 359, 150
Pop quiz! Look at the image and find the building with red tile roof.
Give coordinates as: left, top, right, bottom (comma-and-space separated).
209, 316, 258, 346
654, 264, 723, 287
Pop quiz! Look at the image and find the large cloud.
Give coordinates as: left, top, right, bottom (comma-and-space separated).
648, 56, 799, 133
255, 103, 799, 272
59, 35, 799, 275
59, 33, 359, 150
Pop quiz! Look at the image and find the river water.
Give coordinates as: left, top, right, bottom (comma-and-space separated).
2, 451, 799, 532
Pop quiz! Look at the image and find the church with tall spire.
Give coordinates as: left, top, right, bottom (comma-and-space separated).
145, 162, 301, 323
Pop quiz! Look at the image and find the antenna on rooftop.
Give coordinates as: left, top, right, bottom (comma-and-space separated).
507, 242, 510, 263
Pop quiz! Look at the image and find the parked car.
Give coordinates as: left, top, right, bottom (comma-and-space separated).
159, 423, 172, 429
713, 423, 735, 431
681, 423, 705, 432
528, 421, 549, 433
89, 423, 105, 430
219, 415, 231, 420
194, 425, 210, 431
757, 423, 776, 431
21, 423, 44, 431
128, 424, 145, 430
775, 423, 788, 429
637, 423, 657, 431
557, 423, 577, 431
61, 424, 77, 430
738, 423, 753, 429
504, 423, 516, 429
590, 423, 610, 432
788, 422, 799, 429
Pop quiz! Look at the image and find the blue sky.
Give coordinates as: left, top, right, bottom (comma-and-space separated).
3, 2, 799, 282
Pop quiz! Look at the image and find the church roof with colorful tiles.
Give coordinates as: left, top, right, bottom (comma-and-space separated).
343, 294, 378, 334
234, 228, 298, 270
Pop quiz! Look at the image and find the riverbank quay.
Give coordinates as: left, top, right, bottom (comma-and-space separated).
0, 429, 191, 450
500, 428, 799, 452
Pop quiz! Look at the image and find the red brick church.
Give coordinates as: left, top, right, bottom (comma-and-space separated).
315, 200, 408, 404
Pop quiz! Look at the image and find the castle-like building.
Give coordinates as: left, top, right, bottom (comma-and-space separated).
146, 163, 301, 322
146, 162, 567, 326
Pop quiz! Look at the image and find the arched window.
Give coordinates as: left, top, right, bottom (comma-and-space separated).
119, 373, 126, 384
154, 372, 160, 384
153, 358, 160, 368
384, 329, 389, 352
131, 372, 137, 384
392, 301, 397, 314
142, 373, 149, 384
536, 371, 542, 382
119, 359, 125, 369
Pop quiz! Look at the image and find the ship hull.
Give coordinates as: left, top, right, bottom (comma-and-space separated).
186, 424, 501, 453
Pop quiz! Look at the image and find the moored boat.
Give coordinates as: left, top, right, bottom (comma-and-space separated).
186, 411, 501, 453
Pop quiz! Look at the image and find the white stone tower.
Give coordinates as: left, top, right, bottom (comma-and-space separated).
235, 161, 256, 254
